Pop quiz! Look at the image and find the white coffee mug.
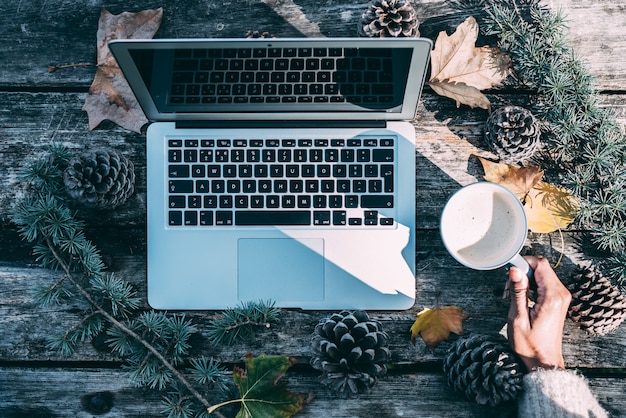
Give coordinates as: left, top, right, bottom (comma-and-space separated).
440, 182, 533, 278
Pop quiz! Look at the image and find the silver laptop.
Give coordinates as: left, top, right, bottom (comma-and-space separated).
110, 37, 431, 310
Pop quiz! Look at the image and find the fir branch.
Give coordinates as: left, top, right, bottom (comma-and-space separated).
12, 145, 229, 418
484, 1, 626, 284
44, 236, 224, 417
207, 300, 281, 345
190, 356, 228, 393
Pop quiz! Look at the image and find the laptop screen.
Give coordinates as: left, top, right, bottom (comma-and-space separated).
110, 38, 432, 122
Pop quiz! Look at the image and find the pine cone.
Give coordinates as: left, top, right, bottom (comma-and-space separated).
64, 148, 135, 210
443, 334, 525, 407
310, 310, 390, 396
485, 105, 541, 163
568, 267, 626, 336
357, 0, 419, 38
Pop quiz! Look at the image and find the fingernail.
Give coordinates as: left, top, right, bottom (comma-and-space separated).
510, 267, 523, 281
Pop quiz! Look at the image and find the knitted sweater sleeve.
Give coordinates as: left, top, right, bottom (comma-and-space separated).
518, 368, 608, 418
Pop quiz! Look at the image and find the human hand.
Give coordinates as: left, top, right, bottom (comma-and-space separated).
506, 256, 571, 371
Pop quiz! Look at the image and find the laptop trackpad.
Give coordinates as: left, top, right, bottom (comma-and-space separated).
237, 238, 325, 303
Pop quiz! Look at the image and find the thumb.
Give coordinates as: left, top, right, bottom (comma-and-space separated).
508, 267, 530, 328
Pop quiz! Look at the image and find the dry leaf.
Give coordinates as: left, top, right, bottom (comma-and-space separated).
410, 306, 466, 350
429, 16, 511, 109
82, 8, 163, 133
478, 157, 578, 233
478, 156, 544, 201
525, 181, 579, 233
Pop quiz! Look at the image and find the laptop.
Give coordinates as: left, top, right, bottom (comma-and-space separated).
109, 37, 432, 310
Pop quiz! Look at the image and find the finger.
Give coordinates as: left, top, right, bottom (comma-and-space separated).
508, 267, 530, 329
524, 256, 555, 290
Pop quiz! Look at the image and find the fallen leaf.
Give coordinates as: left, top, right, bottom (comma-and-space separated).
478, 156, 544, 201
525, 181, 579, 233
478, 157, 578, 233
429, 16, 511, 109
410, 306, 466, 350
208, 354, 305, 418
82, 8, 163, 133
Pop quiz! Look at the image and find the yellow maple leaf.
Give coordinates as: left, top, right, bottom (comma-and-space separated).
525, 181, 579, 233
410, 306, 466, 350
478, 157, 579, 233
429, 16, 511, 109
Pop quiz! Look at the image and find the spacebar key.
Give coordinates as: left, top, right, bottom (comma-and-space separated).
235, 211, 311, 225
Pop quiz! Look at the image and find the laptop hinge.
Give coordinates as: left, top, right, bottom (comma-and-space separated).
175, 120, 387, 129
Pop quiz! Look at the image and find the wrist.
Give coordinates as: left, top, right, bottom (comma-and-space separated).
522, 356, 565, 371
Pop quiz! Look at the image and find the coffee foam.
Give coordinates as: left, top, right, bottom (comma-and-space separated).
441, 185, 525, 269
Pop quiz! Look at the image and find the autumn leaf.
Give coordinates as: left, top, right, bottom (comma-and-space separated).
208, 354, 305, 418
410, 306, 466, 350
429, 16, 511, 109
478, 156, 544, 201
478, 157, 579, 233
525, 181, 579, 233
82, 8, 163, 133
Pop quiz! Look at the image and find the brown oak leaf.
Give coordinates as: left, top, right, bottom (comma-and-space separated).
429, 16, 511, 110
410, 306, 466, 350
82, 8, 163, 133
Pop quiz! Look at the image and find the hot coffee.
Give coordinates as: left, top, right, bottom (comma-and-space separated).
441, 182, 532, 276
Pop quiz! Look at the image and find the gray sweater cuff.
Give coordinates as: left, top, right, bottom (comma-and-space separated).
519, 369, 608, 418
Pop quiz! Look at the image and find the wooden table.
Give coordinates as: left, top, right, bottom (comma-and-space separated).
1, 0, 625, 416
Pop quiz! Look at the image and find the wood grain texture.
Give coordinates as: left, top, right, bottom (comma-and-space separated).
1, 0, 625, 416
0, 0, 624, 89
0, 367, 624, 417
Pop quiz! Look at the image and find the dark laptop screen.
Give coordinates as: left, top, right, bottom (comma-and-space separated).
127, 45, 412, 115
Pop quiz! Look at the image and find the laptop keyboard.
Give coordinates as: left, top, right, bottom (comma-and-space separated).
169, 47, 397, 106
166, 136, 396, 227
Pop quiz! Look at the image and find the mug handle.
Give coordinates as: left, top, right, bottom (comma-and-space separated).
508, 253, 534, 279
508, 253, 537, 293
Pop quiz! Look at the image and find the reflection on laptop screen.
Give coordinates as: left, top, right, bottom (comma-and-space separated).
128, 45, 412, 115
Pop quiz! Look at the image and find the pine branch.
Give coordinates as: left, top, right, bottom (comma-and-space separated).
207, 300, 281, 345
484, 1, 626, 284
44, 236, 226, 418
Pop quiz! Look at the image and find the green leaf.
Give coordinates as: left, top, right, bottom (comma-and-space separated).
208, 354, 304, 418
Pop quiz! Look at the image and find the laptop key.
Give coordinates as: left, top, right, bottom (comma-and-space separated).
184, 211, 198, 225
169, 211, 183, 225
333, 210, 346, 225
199, 211, 214, 225
313, 211, 331, 225
361, 195, 393, 208
169, 165, 190, 177
169, 180, 193, 193
216, 211, 233, 225
235, 210, 310, 225
373, 149, 394, 162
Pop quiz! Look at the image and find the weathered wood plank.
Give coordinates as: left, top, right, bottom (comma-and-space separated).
1, 91, 625, 228
2, 227, 625, 368
0, 366, 623, 417
0, 0, 624, 89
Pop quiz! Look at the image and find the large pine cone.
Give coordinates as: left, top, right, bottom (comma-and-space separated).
64, 148, 135, 209
357, 0, 420, 38
443, 334, 525, 407
310, 310, 389, 396
485, 105, 541, 163
568, 267, 626, 336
